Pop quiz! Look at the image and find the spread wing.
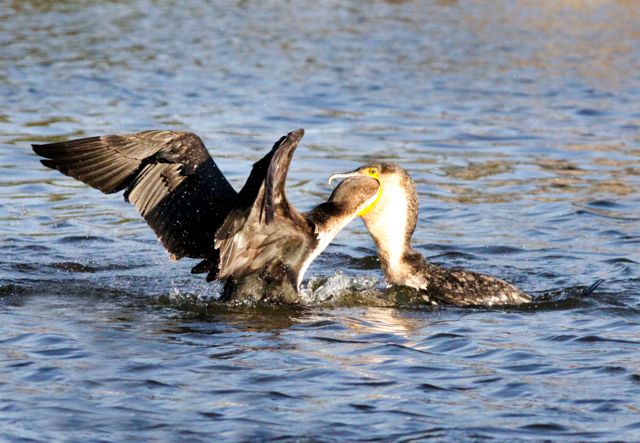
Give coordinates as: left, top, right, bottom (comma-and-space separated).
214, 129, 313, 284
32, 130, 238, 263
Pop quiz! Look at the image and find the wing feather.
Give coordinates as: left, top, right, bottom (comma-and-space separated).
214, 129, 312, 283
33, 130, 237, 263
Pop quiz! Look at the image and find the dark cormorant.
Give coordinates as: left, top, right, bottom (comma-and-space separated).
329, 163, 534, 306
32, 129, 380, 304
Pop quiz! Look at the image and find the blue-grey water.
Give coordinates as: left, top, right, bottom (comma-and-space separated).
1, 1, 640, 441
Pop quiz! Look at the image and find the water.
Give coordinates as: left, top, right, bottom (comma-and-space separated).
1, 0, 639, 440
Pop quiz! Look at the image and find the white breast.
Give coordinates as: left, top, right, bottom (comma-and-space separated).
364, 177, 408, 269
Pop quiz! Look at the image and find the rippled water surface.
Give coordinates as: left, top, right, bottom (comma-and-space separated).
1, 1, 640, 441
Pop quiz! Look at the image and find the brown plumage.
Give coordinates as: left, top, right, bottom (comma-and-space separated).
32, 129, 380, 303
34, 130, 236, 262
329, 163, 532, 306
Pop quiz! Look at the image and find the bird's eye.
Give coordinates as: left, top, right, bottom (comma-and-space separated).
368, 167, 378, 176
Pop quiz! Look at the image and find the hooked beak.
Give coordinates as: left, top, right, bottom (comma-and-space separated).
327, 169, 368, 186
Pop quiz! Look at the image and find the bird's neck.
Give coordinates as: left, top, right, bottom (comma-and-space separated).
361, 176, 426, 288
306, 201, 356, 239
296, 202, 361, 290
362, 205, 416, 281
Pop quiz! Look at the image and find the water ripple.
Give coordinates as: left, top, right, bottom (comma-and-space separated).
1, 0, 639, 441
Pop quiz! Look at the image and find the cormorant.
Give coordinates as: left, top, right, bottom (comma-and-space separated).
329, 163, 536, 306
32, 129, 380, 304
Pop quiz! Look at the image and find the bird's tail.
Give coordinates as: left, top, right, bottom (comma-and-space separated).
581, 279, 605, 296
533, 278, 604, 302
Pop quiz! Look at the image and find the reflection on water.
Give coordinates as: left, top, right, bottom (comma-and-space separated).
1, 0, 640, 440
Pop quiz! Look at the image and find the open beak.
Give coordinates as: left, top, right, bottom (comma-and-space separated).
327, 169, 367, 186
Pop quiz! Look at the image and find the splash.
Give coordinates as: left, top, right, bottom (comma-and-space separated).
300, 271, 433, 307
149, 273, 606, 312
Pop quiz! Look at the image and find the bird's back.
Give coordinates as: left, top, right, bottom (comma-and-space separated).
404, 252, 531, 306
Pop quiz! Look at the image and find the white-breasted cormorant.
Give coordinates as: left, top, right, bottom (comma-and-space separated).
329, 163, 536, 306
32, 129, 380, 304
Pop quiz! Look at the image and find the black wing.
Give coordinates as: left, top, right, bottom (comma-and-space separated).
32, 130, 237, 263
214, 129, 312, 284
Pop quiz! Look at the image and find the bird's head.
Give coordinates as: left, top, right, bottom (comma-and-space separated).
325, 174, 381, 219
328, 163, 419, 268
328, 162, 417, 221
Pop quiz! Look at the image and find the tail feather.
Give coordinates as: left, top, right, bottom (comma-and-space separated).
534, 278, 604, 302
581, 278, 604, 296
